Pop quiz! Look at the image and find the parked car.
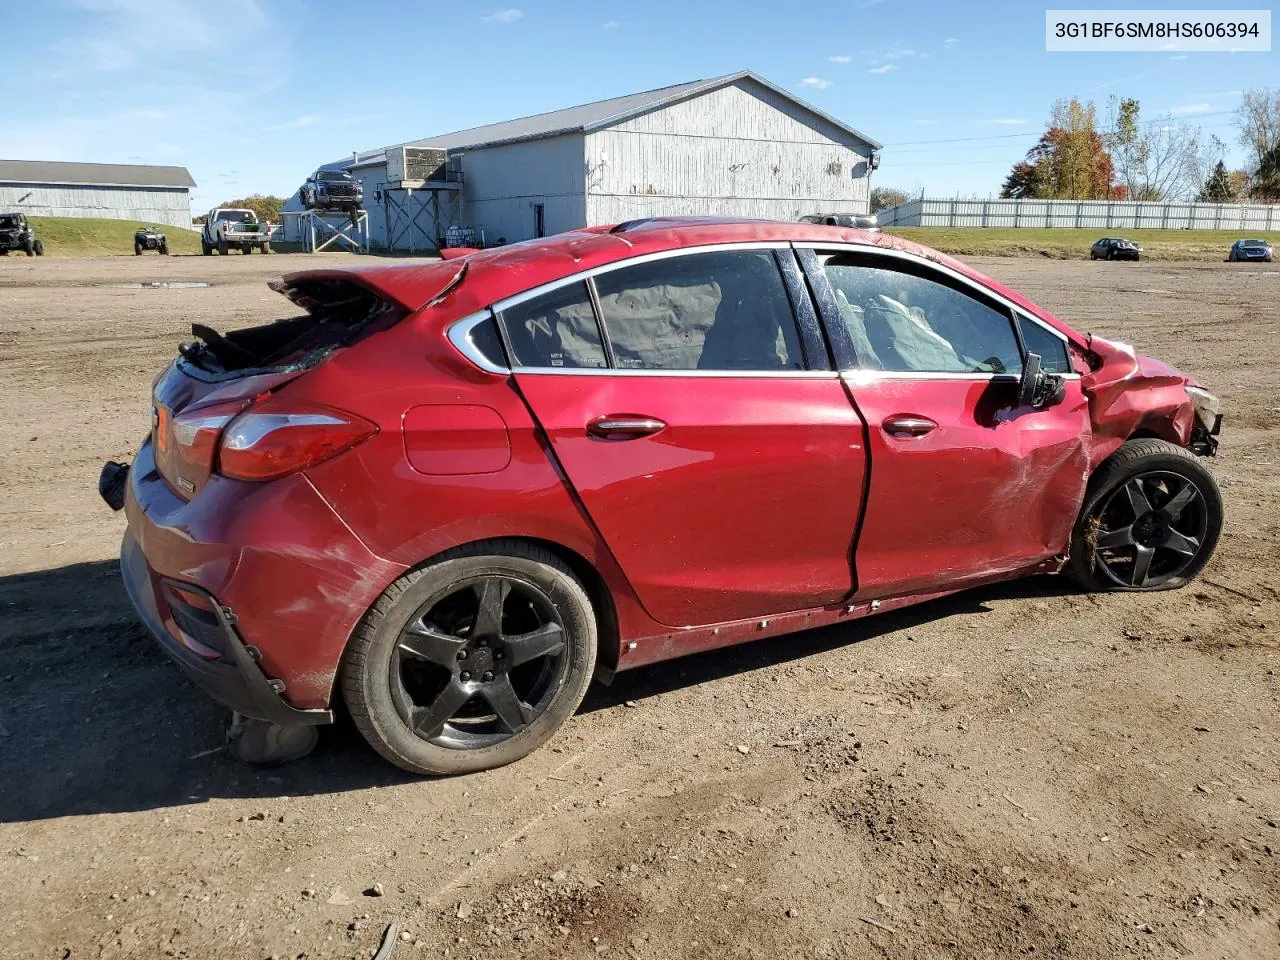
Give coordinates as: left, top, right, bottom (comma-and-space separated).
1090, 237, 1142, 261
1227, 238, 1273, 262
201, 208, 272, 255
800, 212, 881, 233
300, 169, 364, 213
99, 216, 1225, 776
0, 212, 44, 256
134, 226, 168, 256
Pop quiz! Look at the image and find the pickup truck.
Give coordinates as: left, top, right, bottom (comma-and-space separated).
201, 208, 272, 255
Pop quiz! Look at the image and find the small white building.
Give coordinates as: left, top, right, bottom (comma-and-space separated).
0, 160, 195, 228
297, 70, 879, 251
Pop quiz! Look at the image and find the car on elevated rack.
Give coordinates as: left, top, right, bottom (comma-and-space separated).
300, 168, 364, 213
100, 216, 1225, 775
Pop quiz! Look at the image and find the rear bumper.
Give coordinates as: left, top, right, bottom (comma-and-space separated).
119, 529, 332, 725
108, 440, 406, 712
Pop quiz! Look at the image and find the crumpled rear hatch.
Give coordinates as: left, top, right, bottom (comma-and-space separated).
148, 261, 464, 498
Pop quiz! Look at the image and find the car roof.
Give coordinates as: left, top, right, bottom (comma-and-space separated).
285, 216, 1085, 345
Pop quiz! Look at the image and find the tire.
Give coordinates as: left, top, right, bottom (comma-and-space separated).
134, 242, 142, 256
24, 242, 34, 257
160, 242, 169, 255
341, 541, 598, 776
32, 240, 43, 256
202, 240, 212, 256
1065, 438, 1222, 592
217, 239, 228, 255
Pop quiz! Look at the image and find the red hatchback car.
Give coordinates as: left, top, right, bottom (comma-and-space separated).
101, 218, 1224, 775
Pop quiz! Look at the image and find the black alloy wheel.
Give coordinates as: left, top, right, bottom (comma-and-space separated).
1089, 471, 1209, 588
390, 575, 568, 749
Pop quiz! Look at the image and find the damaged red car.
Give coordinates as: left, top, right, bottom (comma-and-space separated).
100, 217, 1224, 775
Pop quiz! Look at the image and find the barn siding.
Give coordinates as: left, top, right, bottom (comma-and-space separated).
461, 134, 586, 243
0, 183, 192, 227
586, 80, 872, 227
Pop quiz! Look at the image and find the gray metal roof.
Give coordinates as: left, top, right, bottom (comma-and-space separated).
345, 70, 879, 169
0, 159, 196, 188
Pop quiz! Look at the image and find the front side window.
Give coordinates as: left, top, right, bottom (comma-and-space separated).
822, 258, 1023, 375
500, 281, 607, 369
1016, 313, 1071, 374
592, 250, 804, 371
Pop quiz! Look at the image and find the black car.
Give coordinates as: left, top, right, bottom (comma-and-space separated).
1090, 237, 1141, 261
299, 169, 363, 213
134, 226, 169, 255
1228, 238, 1273, 262
800, 212, 881, 233
0, 212, 44, 256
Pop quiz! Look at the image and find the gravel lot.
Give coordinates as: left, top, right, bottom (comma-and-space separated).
1, 252, 1277, 960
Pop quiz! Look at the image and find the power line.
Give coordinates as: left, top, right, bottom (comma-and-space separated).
879, 109, 1240, 149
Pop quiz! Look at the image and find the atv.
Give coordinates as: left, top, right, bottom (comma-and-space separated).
134, 226, 169, 256
0, 212, 44, 256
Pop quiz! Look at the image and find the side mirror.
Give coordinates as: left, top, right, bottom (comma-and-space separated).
1018, 352, 1066, 409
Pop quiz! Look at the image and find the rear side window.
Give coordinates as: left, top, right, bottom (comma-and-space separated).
501, 281, 607, 369
592, 250, 804, 371
822, 259, 1023, 375
1017, 314, 1071, 374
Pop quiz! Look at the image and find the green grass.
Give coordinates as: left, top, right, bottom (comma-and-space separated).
21, 216, 204, 257
885, 226, 1280, 261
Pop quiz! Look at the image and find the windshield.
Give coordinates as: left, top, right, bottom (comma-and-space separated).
0, 215, 19, 228
1241, 240, 1267, 248
318, 170, 350, 182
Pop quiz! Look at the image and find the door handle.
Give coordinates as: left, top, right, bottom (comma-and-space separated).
882, 415, 938, 438
587, 415, 667, 440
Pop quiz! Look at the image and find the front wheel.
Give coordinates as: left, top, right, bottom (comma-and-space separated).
159, 242, 169, 255
1065, 438, 1222, 592
134, 242, 142, 255
342, 542, 597, 776
32, 239, 43, 256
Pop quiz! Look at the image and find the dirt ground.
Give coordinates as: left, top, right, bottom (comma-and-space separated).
1, 252, 1277, 960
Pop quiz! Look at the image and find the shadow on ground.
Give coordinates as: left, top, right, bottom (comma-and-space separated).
0, 559, 1076, 824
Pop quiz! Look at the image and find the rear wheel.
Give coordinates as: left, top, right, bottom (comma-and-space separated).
217, 239, 228, 255
32, 240, 43, 256
1066, 439, 1222, 592
342, 542, 597, 776
134, 242, 142, 255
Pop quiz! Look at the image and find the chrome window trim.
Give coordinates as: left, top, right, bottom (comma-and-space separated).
507, 367, 841, 379
841, 369, 1081, 385
447, 309, 510, 375
807, 243, 1072, 345
490, 241, 793, 315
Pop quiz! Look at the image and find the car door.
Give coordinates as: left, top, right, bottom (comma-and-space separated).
797, 245, 1092, 600
502, 245, 868, 628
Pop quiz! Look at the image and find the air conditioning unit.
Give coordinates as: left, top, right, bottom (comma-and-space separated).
387, 146, 449, 183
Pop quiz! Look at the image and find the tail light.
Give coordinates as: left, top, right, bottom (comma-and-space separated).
154, 401, 244, 493
217, 398, 377, 481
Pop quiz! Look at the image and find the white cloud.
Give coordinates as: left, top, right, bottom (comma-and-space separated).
867, 64, 896, 74
944, 37, 959, 46
54, 0, 268, 73
991, 117, 1028, 125
882, 47, 919, 60
1170, 54, 1188, 60
828, 54, 851, 63
603, 19, 618, 28
483, 8, 523, 23
801, 77, 831, 89
1170, 102, 1211, 115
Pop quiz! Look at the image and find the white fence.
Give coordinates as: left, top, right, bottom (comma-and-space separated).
878, 197, 1280, 231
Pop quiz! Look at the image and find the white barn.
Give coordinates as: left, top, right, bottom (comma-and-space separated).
297, 71, 880, 251
0, 160, 195, 228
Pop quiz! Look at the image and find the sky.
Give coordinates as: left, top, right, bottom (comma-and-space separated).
1, 0, 1274, 212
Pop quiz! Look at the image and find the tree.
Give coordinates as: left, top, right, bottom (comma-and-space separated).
1196, 160, 1238, 202
1000, 98, 1117, 200
1237, 88, 1280, 199
218, 194, 286, 223
869, 186, 909, 212
999, 161, 1041, 199
1106, 97, 1210, 201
